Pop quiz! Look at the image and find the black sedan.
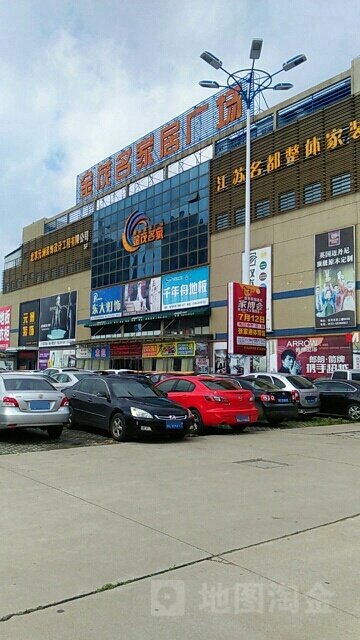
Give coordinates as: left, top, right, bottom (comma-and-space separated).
313, 379, 360, 421
226, 376, 298, 425
65, 374, 194, 441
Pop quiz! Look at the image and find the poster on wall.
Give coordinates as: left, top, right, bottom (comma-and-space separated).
276, 336, 352, 378
90, 286, 122, 321
38, 349, 76, 369
227, 282, 266, 356
123, 277, 161, 316
39, 291, 77, 347
242, 246, 272, 331
18, 300, 40, 347
162, 266, 209, 311
0, 306, 11, 351
314, 227, 356, 329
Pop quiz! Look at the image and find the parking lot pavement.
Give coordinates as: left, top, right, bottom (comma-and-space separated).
0, 426, 116, 455
1, 422, 360, 639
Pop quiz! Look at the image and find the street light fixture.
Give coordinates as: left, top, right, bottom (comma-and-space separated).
200, 40, 306, 373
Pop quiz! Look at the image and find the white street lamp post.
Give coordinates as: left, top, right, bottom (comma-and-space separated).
199, 41, 306, 374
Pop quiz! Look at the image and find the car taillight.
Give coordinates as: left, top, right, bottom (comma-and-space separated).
60, 397, 69, 407
260, 393, 276, 402
204, 394, 230, 404
292, 390, 300, 402
2, 396, 19, 407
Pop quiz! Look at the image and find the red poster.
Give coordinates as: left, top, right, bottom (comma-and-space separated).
276, 336, 352, 378
0, 306, 11, 350
227, 283, 266, 355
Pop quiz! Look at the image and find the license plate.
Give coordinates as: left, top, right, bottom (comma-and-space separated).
278, 398, 289, 403
166, 420, 183, 430
30, 400, 51, 411
306, 397, 316, 403
236, 414, 249, 422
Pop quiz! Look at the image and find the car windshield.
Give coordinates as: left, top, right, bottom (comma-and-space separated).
110, 378, 164, 398
242, 378, 279, 391
3, 377, 55, 391
286, 375, 315, 389
200, 379, 239, 391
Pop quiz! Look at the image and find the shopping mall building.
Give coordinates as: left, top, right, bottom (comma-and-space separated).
0, 56, 359, 377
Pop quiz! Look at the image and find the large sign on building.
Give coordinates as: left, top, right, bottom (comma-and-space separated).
161, 267, 209, 311
39, 291, 78, 347
18, 300, 40, 347
0, 306, 11, 351
90, 286, 122, 322
76, 88, 243, 202
242, 246, 272, 331
227, 282, 266, 356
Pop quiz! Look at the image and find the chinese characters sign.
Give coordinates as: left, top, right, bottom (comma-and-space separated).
90, 286, 122, 321
121, 210, 164, 253
276, 336, 352, 378
242, 246, 272, 331
0, 306, 11, 350
161, 267, 209, 311
227, 283, 266, 355
76, 88, 243, 202
314, 227, 356, 329
18, 300, 40, 347
142, 342, 195, 358
30, 231, 90, 262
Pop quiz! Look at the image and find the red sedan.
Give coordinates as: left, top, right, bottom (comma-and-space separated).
156, 375, 258, 435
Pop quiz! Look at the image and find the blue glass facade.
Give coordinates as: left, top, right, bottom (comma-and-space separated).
91, 162, 209, 290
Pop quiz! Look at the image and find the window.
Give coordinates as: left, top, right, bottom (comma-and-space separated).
234, 207, 245, 225
43, 270, 49, 281
331, 173, 351, 196
67, 262, 73, 274
255, 199, 270, 219
304, 182, 322, 204
58, 265, 65, 277
216, 213, 229, 230
279, 191, 295, 211
52, 268, 57, 278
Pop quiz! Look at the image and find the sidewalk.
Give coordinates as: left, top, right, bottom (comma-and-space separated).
1, 423, 360, 639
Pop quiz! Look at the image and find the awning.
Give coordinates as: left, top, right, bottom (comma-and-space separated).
85, 306, 211, 327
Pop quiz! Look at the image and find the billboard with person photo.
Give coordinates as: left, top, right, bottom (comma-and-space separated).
39, 291, 77, 347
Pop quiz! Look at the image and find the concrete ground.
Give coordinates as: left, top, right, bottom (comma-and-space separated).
1, 423, 360, 639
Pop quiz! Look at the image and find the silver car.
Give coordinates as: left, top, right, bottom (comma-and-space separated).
0, 373, 69, 437
244, 373, 320, 416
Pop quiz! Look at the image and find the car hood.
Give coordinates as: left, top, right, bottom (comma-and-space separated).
116, 396, 188, 414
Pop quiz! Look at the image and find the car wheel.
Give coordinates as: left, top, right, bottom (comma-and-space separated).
191, 409, 204, 435
47, 426, 63, 439
109, 412, 128, 441
346, 403, 360, 421
231, 425, 247, 433
68, 405, 77, 429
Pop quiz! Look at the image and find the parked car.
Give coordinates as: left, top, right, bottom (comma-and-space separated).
228, 376, 298, 425
146, 372, 182, 384
50, 371, 97, 392
42, 367, 92, 377
0, 373, 69, 437
65, 374, 193, 441
313, 379, 360, 420
155, 375, 258, 435
243, 373, 320, 416
330, 369, 360, 382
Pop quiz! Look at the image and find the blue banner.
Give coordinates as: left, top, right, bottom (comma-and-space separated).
92, 346, 110, 359
161, 266, 209, 311
90, 286, 122, 321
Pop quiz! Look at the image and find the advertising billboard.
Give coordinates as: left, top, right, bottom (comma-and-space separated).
90, 286, 122, 321
242, 246, 272, 331
0, 306, 11, 351
276, 336, 352, 378
161, 266, 209, 311
142, 342, 196, 358
39, 291, 77, 347
18, 300, 40, 347
123, 277, 161, 316
227, 282, 266, 356
314, 227, 356, 329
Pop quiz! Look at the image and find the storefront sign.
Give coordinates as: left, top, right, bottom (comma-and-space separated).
90, 286, 122, 321
30, 231, 90, 262
76, 346, 92, 359
142, 341, 195, 358
314, 227, 356, 329
122, 211, 164, 253
18, 300, 40, 347
227, 282, 266, 356
162, 266, 209, 311
92, 346, 110, 359
110, 343, 142, 357
276, 336, 352, 378
39, 291, 77, 347
0, 306, 11, 351
242, 246, 272, 331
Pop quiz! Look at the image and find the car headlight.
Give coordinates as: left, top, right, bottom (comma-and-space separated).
130, 407, 153, 419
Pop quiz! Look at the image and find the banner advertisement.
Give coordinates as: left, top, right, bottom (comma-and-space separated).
0, 306, 11, 351
38, 349, 76, 369
314, 227, 356, 329
90, 286, 122, 321
18, 300, 40, 347
142, 341, 195, 358
227, 282, 266, 356
242, 246, 272, 331
161, 266, 209, 311
76, 346, 92, 359
194, 357, 209, 374
110, 343, 142, 358
92, 346, 110, 359
276, 336, 352, 378
123, 277, 161, 316
39, 291, 78, 347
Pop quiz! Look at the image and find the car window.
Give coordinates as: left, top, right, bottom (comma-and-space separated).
268, 377, 285, 389
201, 379, 238, 391
54, 373, 70, 383
77, 378, 97, 394
331, 371, 347, 379
286, 375, 315, 389
350, 373, 360, 381
314, 381, 329, 390
327, 381, 353, 392
3, 377, 55, 391
110, 378, 163, 398
241, 378, 278, 391
175, 380, 195, 392
157, 379, 178, 392
92, 379, 108, 396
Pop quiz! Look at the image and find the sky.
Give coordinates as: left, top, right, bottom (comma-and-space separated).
0, 0, 359, 270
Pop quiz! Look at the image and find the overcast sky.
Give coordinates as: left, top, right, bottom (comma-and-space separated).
0, 0, 359, 269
